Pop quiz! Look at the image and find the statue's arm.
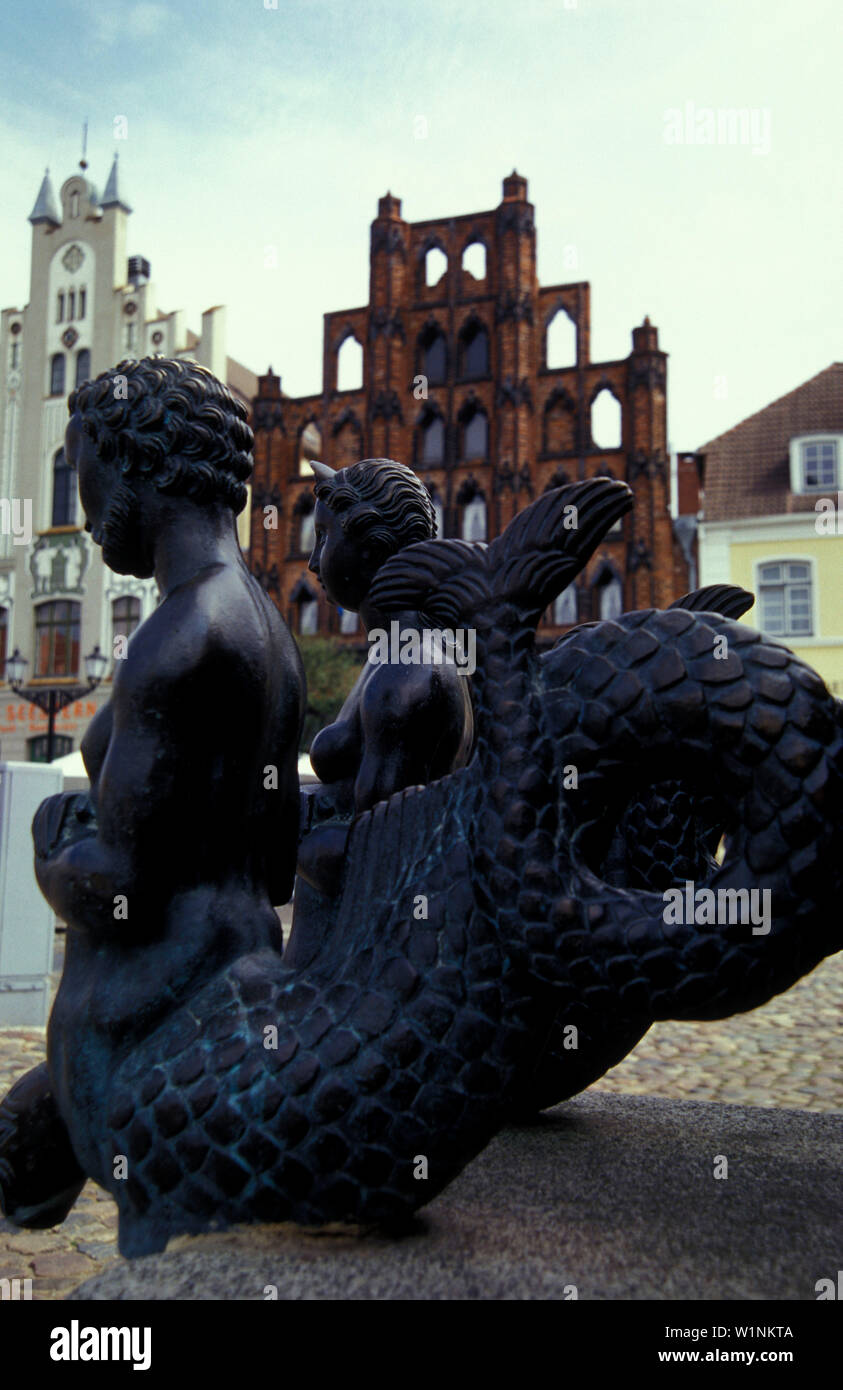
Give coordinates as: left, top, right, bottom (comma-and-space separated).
33, 699, 175, 931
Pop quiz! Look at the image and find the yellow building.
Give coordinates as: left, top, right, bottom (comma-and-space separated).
698, 364, 843, 697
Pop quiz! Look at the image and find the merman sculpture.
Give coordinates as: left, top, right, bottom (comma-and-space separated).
289, 457, 473, 971
0, 357, 840, 1258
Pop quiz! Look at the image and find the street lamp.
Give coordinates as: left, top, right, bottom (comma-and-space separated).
4, 644, 108, 762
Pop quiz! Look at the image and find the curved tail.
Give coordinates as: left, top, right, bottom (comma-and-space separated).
0, 1064, 85, 1229
539, 607, 843, 1020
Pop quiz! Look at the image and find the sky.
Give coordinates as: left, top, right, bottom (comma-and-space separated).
1, 0, 840, 451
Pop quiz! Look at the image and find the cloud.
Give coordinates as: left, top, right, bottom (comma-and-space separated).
85, 2, 171, 50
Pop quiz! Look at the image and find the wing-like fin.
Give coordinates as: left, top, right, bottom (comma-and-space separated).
670, 584, 754, 619
485, 478, 632, 618
367, 539, 489, 628
367, 479, 632, 629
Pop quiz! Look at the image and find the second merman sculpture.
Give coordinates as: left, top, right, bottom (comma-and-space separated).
287, 458, 473, 968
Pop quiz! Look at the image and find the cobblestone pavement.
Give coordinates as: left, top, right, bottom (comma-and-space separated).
1, 932, 840, 1300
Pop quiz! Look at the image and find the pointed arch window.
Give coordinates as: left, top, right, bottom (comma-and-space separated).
78, 288, 87, 320
595, 570, 623, 621
52, 448, 76, 526
50, 354, 66, 397
552, 585, 577, 626
420, 415, 445, 465
56, 292, 65, 324
421, 329, 447, 385
591, 389, 622, 450
291, 576, 320, 635
462, 495, 487, 541
299, 421, 322, 478
461, 242, 487, 280
300, 510, 316, 554
300, 597, 318, 634
462, 410, 488, 462
546, 308, 576, 369
460, 322, 490, 379
425, 246, 448, 287
337, 336, 363, 392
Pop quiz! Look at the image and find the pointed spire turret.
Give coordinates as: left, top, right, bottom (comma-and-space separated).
101, 154, 132, 213
29, 168, 61, 227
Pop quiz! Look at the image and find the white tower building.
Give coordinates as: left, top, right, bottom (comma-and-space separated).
0, 155, 256, 761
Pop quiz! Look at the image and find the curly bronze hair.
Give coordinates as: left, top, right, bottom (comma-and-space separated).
313, 458, 436, 558
68, 356, 253, 514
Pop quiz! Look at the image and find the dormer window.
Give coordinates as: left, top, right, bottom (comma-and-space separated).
802, 440, 837, 488
789, 435, 840, 493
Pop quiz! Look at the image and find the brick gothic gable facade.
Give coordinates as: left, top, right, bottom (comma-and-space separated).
249, 173, 689, 645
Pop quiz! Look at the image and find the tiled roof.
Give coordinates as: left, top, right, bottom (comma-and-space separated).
700, 364, 843, 521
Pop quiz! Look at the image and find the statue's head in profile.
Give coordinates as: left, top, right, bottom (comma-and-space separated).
66, 356, 253, 577
309, 458, 436, 612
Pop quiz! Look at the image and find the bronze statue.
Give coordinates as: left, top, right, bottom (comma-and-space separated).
0, 357, 304, 1230
288, 458, 473, 969
0, 357, 839, 1259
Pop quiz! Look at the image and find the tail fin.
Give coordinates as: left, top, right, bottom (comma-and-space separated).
0, 1064, 85, 1229
367, 479, 632, 629
670, 584, 754, 620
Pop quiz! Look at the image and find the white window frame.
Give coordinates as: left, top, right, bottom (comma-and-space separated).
755, 556, 816, 639
789, 435, 840, 494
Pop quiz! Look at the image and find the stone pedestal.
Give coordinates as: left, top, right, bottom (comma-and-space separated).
69, 1094, 843, 1301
